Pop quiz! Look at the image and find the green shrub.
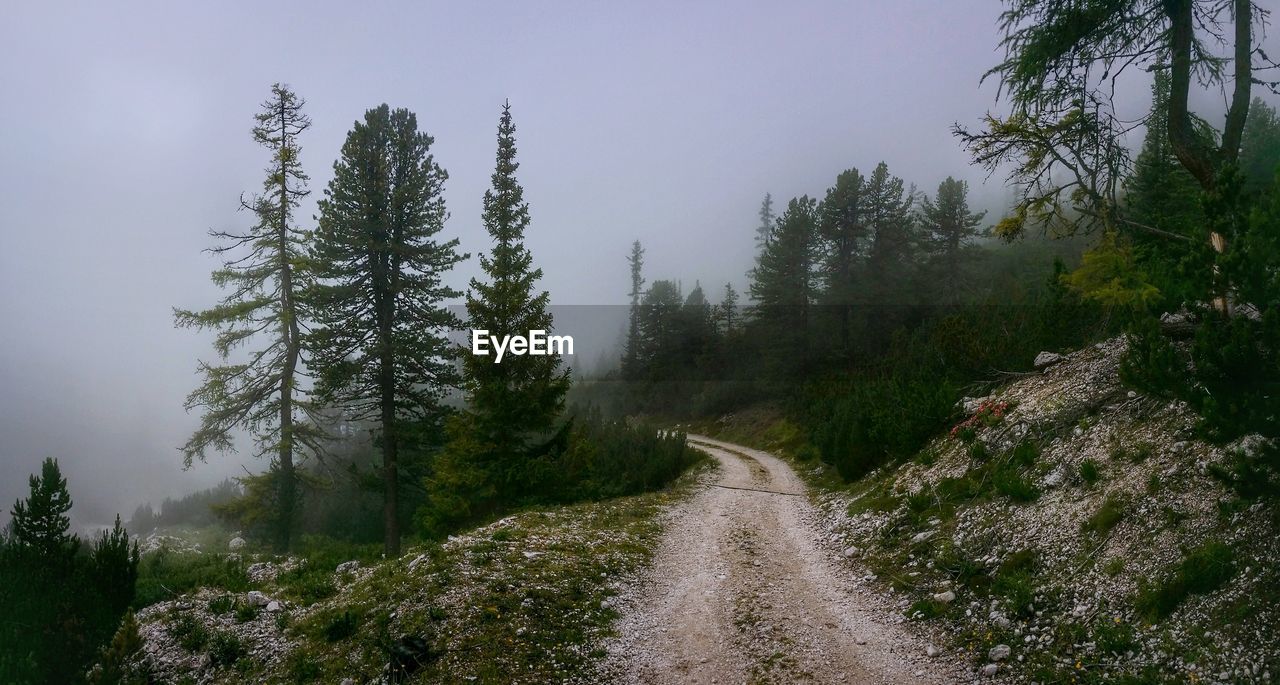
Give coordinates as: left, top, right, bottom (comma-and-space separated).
1119, 317, 1187, 399
1135, 542, 1235, 621
1083, 496, 1126, 536
207, 595, 234, 615
135, 551, 249, 608
324, 610, 359, 642
234, 600, 259, 623
1079, 459, 1101, 485
207, 630, 244, 666
993, 469, 1040, 502
168, 613, 208, 652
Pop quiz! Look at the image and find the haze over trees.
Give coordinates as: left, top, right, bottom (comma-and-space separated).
174, 84, 320, 551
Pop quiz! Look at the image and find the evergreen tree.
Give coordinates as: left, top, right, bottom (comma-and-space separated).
1240, 98, 1280, 196
817, 168, 866, 353
174, 84, 320, 551
749, 196, 818, 371
86, 611, 149, 685
718, 282, 739, 332
89, 515, 140, 617
1120, 71, 1207, 308
310, 104, 466, 556
636, 280, 686, 377
863, 163, 917, 298
9, 457, 77, 565
755, 193, 775, 251
622, 240, 645, 379
426, 102, 569, 531
919, 176, 985, 300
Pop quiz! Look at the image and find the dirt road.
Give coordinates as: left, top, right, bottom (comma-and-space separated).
601, 435, 967, 684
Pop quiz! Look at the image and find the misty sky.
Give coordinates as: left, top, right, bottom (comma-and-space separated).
1, 2, 1273, 526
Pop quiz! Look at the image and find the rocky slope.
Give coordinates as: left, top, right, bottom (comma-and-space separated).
728, 336, 1278, 684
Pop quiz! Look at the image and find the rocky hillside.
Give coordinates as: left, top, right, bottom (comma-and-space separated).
735, 336, 1278, 684
128, 467, 708, 684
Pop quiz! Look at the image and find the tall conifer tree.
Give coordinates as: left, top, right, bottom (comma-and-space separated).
174, 84, 319, 551
310, 104, 466, 556
438, 102, 570, 521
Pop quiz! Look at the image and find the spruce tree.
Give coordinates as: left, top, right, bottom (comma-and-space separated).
718, 282, 739, 332
817, 168, 866, 354
310, 104, 466, 556
430, 102, 569, 527
749, 196, 818, 371
622, 240, 645, 379
755, 193, 775, 250
920, 176, 985, 301
9, 457, 77, 565
174, 84, 319, 551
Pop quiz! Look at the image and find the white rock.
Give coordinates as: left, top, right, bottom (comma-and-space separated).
843, 546, 859, 558
227, 536, 246, 551
982, 663, 1000, 676
1034, 351, 1064, 369
989, 644, 1011, 661
926, 644, 941, 657
910, 530, 934, 545
336, 560, 360, 574
932, 590, 956, 604
245, 590, 271, 607
266, 600, 282, 612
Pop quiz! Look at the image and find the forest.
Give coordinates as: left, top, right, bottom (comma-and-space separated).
2, 1, 1279, 683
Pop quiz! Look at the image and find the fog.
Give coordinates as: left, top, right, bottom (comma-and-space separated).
0, 1, 1264, 527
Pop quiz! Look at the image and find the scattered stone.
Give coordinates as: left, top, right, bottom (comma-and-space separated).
926, 644, 941, 657
245, 590, 271, 607
843, 546, 859, 558
982, 663, 1000, 676
227, 536, 246, 551
265, 600, 282, 613
932, 590, 956, 604
989, 644, 1011, 661
336, 560, 360, 574
1033, 351, 1064, 369
910, 530, 934, 545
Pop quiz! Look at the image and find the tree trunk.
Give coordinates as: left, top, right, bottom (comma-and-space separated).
275, 97, 299, 553
379, 322, 400, 557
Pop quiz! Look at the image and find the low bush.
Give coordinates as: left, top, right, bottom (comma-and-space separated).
1083, 496, 1126, 536
1135, 542, 1235, 621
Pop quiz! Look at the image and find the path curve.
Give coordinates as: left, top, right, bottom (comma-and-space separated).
600, 435, 968, 684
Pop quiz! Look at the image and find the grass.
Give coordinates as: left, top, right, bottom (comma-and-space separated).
1079, 458, 1101, 485
1082, 495, 1126, 536
1135, 542, 1235, 622
263, 463, 711, 683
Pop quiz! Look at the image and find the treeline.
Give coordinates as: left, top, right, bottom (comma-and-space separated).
174, 87, 694, 558
603, 91, 1280, 481
600, 161, 1113, 477
127, 479, 240, 532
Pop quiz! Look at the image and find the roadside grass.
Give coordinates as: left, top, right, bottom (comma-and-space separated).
270, 462, 713, 684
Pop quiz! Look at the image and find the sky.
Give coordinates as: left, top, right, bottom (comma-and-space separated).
0, 1, 1273, 526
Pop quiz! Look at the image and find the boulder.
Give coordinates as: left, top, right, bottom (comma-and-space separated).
989, 644, 1011, 661
227, 536, 246, 551
932, 590, 956, 604
981, 663, 999, 676
336, 560, 360, 574
1033, 351, 1064, 369
245, 591, 271, 607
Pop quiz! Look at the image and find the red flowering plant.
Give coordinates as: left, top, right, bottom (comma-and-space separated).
950, 400, 1010, 442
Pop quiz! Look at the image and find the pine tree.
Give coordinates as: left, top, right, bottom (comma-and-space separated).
718, 282, 739, 332
440, 102, 570, 520
9, 457, 77, 565
310, 104, 466, 556
920, 176, 985, 300
1121, 71, 1208, 308
755, 193, 775, 250
89, 515, 140, 617
622, 240, 646, 379
174, 84, 320, 551
862, 163, 917, 301
87, 611, 149, 685
817, 168, 866, 354
1240, 98, 1280, 196
749, 196, 818, 370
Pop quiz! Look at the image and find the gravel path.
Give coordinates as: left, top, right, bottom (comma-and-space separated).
600, 435, 970, 684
